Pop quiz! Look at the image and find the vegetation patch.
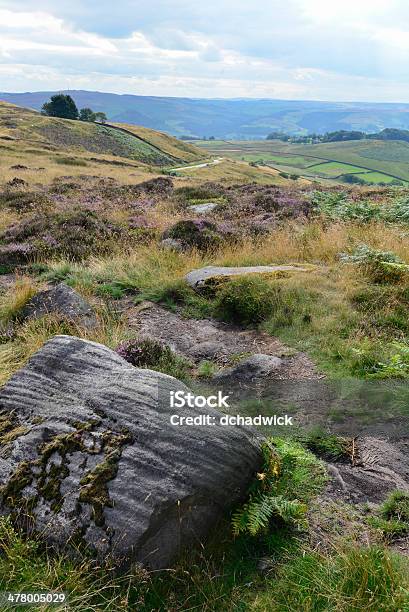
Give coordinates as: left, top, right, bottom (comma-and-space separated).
232, 439, 326, 536
54, 156, 88, 167
340, 244, 409, 284
299, 428, 353, 462
367, 490, 409, 540
115, 338, 191, 380
1, 209, 127, 263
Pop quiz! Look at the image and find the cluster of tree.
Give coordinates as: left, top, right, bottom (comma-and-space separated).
41, 94, 107, 124
266, 128, 409, 144
340, 173, 403, 186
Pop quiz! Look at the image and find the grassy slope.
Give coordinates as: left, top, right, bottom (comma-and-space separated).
0, 102, 290, 187
112, 122, 205, 163
1, 157, 409, 607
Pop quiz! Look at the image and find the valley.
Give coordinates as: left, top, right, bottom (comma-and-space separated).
0, 102, 409, 610
193, 138, 409, 185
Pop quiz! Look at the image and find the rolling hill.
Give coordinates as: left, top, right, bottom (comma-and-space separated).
3, 91, 409, 139
0, 102, 290, 186
194, 138, 409, 185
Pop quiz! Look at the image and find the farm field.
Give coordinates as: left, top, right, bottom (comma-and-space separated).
192, 138, 409, 185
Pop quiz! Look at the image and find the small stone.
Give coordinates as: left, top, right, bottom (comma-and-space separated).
160, 238, 184, 252
213, 353, 283, 381
188, 202, 218, 214
20, 283, 98, 329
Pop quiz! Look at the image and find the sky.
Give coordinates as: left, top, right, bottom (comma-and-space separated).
1, 0, 409, 101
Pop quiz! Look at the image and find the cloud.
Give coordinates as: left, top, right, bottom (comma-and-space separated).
1, 1, 409, 100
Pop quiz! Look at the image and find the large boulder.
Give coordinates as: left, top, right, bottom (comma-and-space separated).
186, 264, 314, 291
19, 283, 98, 329
0, 336, 262, 569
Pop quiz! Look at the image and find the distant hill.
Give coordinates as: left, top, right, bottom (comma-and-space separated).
0, 101, 203, 166
3, 91, 409, 139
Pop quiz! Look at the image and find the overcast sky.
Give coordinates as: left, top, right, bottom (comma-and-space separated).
1, 0, 409, 101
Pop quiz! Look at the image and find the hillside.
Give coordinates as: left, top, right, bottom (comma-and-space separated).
4, 91, 409, 138
0, 101, 205, 166
0, 102, 292, 186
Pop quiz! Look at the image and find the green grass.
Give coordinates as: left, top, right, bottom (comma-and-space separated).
251, 545, 409, 612
359, 171, 401, 184
306, 161, 368, 176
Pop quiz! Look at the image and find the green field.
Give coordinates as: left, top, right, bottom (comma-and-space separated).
192, 138, 409, 185
358, 171, 400, 184
306, 161, 368, 177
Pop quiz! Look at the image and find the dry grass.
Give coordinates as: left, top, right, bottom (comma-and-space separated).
0, 307, 129, 387
0, 145, 157, 187
211, 221, 409, 267
0, 276, 39, 326
176, 158, 292, 185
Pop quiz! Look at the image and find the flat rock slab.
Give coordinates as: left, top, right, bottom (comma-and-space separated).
125, 302, 321, 380
0, 335, 262, 569
188, 203, 218, 214
20, 283, 98, 329
186, 264, 313, 290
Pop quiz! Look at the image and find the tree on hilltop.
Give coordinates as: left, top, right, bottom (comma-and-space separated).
94, 112, 107, 124
79, 107, 96, 122
41, 94, 79, 120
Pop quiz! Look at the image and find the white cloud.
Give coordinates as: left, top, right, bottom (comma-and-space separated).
1, 1, 409, 100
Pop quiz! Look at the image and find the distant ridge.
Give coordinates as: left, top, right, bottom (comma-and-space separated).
3, 90, 409, 139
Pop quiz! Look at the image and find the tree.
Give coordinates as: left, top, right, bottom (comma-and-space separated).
94, 112, 107, 124
41, 94, 79, 120
79, 107, 96, 122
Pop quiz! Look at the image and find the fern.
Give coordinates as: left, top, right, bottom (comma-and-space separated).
232, 495, 306, 536
231, 439, 325, 537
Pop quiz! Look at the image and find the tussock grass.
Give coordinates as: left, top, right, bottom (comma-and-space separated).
0, 277, 38, 326
250, 544, 409, 612
0, 308, 129, 387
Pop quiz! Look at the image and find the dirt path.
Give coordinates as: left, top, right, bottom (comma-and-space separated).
172, 157, 224, 171
122, 301, 321, 380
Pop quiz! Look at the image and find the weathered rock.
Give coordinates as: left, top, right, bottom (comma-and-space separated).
325, 437, 409, 505
0, 243, 36, 267
20, 283, 98, 329
160, 237, 184, 252
0, 335, 262, 569
213, 354, 283, 382
163, 220, 222, 251
188, 202, 218, 214
186, 264, 314, 291
127, 302, 321, 378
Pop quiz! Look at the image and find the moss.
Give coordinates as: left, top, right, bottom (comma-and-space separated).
0, 413, 30, 447
1, 423, 132, 530
79, 431, 132, 527
300, 429, 353, 462
0, 462, 33, 507
30, 416, 44, 425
